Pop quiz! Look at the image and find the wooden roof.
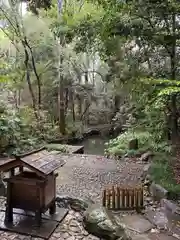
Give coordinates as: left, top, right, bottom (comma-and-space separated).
0, 149, 65, 176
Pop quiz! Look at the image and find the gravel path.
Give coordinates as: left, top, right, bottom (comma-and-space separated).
56, 154, 144, 202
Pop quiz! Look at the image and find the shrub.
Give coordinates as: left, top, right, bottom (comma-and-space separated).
105, 130, 171, 157
150, 153, 180, 199
45, 144, 68, 153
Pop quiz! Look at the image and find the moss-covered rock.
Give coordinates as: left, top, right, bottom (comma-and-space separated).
83, 204, 130, 240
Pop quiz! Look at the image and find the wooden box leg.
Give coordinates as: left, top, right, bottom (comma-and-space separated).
35, 210, 42, 226
5, 183, 13, 223
49, 201, 56, 215
5, 205, 13, 223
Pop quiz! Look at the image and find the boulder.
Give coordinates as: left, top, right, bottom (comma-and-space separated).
141, 164, 152, 181
56, 195, 94, 211
140, 151, 154, 162
150, 182, 168, 200
83, 204, 130, 240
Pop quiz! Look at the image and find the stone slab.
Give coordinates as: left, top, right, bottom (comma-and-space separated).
131, 234, 151, 240
0, 208, 68, 239
145, 209, 169, 230
132, 233, 178, 240
148, 233, 177, 240
121, 214, 153, 233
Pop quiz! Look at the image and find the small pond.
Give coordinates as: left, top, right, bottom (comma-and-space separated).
74, 135, 111, 155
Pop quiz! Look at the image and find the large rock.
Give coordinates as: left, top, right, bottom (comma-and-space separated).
150, 182, 168, 200
141, 164, 152, 181
140, 151, 154, 162
56, 195, 94, 211
83, 204, 130, 240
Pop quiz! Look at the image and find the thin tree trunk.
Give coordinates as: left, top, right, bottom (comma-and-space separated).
169, 13, 178, 140
84, 72, 89, 125
57, 39, 66, 135
64, 88, 69, 116
77, 95, 82, 118
18, 89, 21, 106
77, 75, 82, 119
69, 88, 75, 122
24, 37, 42, 109
23, 43, 38, 120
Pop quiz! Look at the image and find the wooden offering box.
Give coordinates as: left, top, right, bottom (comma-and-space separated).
0, 149, 65, 225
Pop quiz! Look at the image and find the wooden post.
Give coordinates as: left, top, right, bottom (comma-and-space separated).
10, 168, 14, 177
122, 189, 125, 209
107, 189, 111, 209
112, 186, 115, 209
117, 187, 120, 209
49, 201, 56, 215
126, 188, 130, 209
102, 189, 106, 207
5, 182, 13, 223
19, 166, 23, 173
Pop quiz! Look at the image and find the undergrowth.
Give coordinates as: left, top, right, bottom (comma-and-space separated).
105, 130, 171, 157
45, 144, 68, 153
105, 129, 180, 198
150, 153, 180, 198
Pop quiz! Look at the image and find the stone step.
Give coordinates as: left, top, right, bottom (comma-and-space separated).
131, 233, 177, 240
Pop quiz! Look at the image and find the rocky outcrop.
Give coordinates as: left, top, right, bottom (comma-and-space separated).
83, 204, 131, 240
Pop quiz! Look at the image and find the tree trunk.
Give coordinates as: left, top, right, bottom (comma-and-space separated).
77, 75, 82, 119
84, 72, 89, 125
77, 95, 82, 118
18, 89, 21, 106
57, 39, 66, 135
23, 43, 38, 120
169, 13, 178, 140
24, 37, 42, 109
69, 88, 75, 122
64, 87, 69, 116
58, 83, 66, 135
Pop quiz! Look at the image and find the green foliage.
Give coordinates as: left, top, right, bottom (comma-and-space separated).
45, 144, 68, 153
0, 104, 42, 156
150, 154, 180, 198
0, 102, 65, 156
105, 130, 171, 157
